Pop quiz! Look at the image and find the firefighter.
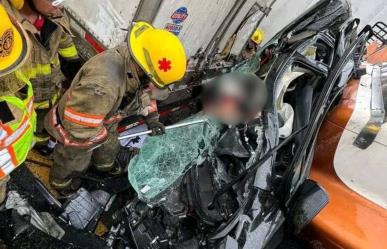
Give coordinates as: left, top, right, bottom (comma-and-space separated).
0, 4, 35, 203
2, 0, 81, 150
240, 28, 265, 61
45, 21, 187, 190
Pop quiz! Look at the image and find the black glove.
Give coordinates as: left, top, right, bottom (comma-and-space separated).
147, 120, 166, 136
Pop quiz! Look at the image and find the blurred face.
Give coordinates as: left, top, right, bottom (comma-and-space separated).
203, 73, 266, 125
204, 76, 248, 125
204, 96, 243, 125
31, 0, 62, 17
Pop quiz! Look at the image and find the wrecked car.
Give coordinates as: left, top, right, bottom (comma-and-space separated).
0, 0, 372, 248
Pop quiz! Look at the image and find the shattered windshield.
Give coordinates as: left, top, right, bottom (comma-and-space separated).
128, 116, 221, 204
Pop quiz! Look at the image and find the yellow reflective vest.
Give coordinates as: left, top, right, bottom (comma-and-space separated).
0, 71, 36, 179
2, 0, 79, 109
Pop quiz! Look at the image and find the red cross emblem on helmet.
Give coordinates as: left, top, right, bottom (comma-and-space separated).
158, 58, 172, 72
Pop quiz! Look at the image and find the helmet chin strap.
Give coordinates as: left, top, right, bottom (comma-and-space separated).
132, 60, 143, 76
127, 54, 152, 88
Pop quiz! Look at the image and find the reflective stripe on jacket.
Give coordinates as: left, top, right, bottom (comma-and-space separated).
48, 105, 108, 148
0, 71, 36, 179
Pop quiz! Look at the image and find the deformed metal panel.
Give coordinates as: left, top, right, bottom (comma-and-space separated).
218, 0, 273, 55
258, 0, 319, 44
230, 5, 265, 55
63, 0, 387, 57
353, 66, 385, 149
218, 0, 258, 50
64, 0, 141, 48
152, 0, 238, 57
134, 0, 163, 23
260, 0, 387, 45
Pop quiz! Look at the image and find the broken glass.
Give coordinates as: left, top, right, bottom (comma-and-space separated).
233, 50, 264, 74
128, 115, 221, 204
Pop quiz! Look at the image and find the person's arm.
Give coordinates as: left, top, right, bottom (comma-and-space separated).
58, 31, 79, 61
138, 92, 165, 136
61, 76, 116, 141
58, 32, 82, 89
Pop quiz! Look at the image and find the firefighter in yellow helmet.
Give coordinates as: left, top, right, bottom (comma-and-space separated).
1, 0, 82, 152
251, 28, 264, 45
240, 28, 265, 61
44, 21, 187, 190
0, 3, 35, 203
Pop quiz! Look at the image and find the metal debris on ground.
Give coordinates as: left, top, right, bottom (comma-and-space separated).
60, 188, 111, 230
5, 191, 65, 239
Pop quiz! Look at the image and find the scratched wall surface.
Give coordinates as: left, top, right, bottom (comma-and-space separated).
152, 0, 273, 57
64, 0, 141, 48
64, 0, 273, 57
152, 0, 237, 57
349, 0, 387, 27
64, 0, 386, 55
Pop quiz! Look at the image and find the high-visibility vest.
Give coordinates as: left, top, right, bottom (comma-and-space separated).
0, 71, 36, 179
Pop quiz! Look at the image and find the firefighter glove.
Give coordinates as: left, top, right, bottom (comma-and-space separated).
147, 120, 165, 136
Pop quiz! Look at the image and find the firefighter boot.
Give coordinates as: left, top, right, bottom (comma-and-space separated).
49, 177, 73, 191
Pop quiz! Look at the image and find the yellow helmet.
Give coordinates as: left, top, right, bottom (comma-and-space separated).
251, 28, 265, 45
128, 21, 187, 88
0, 4, 30, 77
10, 0, 24, 10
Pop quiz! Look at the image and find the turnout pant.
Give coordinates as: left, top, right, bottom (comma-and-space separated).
0, 176, 9, 204
50, 128, 120, 181
35, 108, 50, 140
